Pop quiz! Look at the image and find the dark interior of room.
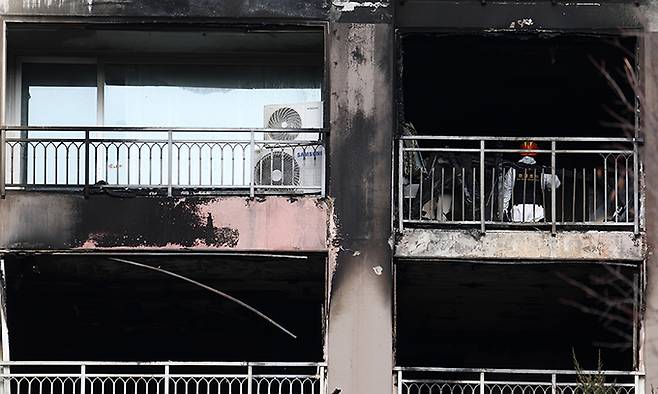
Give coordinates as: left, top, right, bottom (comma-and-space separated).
4, 254, 325, 362
401, 34, 637, 137
396, 261, 638, 370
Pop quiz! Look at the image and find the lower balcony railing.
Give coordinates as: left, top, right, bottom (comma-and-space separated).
397, 136, 641, 233
395, 367, 644, 394
0, 361, 326, 394
0, 127, 326, 197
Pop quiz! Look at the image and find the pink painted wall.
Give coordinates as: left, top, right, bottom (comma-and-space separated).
198, 197, 329, 251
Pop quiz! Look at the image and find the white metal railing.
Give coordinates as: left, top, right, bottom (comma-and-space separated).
397, 136, 641, 234
394, 367, 644, 394
0, 361, 326, 394
0, 127, 326, 197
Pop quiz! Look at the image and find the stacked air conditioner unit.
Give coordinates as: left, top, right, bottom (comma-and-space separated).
254, 102, 324, 190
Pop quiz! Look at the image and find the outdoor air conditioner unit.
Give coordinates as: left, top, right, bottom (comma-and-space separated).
263, 102, 323, 140
254, 102, 324, 190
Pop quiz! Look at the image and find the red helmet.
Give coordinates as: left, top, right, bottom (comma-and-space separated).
520, 141, 538, 156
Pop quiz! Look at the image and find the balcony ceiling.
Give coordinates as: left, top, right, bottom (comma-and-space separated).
4, 254, 326, 361
7, 25, 324, 57
396, 260, 638, 370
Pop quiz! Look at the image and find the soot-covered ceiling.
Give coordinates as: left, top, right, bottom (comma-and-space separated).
5, 254, 326, 362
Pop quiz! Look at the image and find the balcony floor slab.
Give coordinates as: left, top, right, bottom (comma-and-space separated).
395, 228, 645, 261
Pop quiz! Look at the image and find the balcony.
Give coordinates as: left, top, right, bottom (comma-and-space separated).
397, 135, 640, 233
394, 135, 643, 261
0, 127, 326, 197
394, 368, 643, 394
0, 362, 326, 394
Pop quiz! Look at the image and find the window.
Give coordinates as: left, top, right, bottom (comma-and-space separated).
21, 62, 321, 129
104, 64, 320, 128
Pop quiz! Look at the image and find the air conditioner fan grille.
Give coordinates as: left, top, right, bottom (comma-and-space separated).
267, 107, 302, 140
254, 151, 301, 187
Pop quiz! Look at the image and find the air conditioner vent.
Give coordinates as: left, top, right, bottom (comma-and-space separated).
254, 151, 301, 187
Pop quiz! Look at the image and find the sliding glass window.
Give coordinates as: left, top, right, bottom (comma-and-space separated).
21, 62, 322, 129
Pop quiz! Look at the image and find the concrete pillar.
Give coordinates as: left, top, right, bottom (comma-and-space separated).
0, 18, 8, 366
326, 23, 394, 394
0, 258, 10, 394
642, 23, 658, 391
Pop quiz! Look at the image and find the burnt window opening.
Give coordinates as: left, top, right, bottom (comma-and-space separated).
399, 34, 638, 138
395, 261, 639, 370
4, 254, 326, 362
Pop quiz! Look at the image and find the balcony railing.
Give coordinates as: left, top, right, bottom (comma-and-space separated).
397, 136, 641, 233
0, 361, 326, 394
394, 367, 644, 394
0, 127, 326, 197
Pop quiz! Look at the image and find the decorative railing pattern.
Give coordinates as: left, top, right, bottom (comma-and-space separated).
395, 367, 644, 394
397, 136, 641, 233
0, 361, 326, 394
0, 127, 326, 197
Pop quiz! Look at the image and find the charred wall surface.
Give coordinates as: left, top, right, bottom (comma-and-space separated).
326, 22, 394, 394
2, 0, 330, 19
0, 0, 393, 23
640, 25, 658, 391
396, 1, 643, 30
0, 194, 328, 252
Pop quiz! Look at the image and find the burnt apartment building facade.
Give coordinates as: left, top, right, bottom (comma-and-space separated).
0, 1, 657, 394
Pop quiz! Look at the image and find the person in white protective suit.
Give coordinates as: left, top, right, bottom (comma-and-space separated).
502, 141, 561, 222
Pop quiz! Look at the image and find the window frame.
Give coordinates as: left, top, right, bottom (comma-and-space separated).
15, 56, 325, 129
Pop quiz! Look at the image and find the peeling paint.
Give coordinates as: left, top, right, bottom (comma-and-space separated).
20, 0, 94, 12
509, 18, 534, 29
372, 265, 383, 275
332, 1, 388, 12
23, 0, 66, 8
326, 197, 341, 289
204, 213, 239, 248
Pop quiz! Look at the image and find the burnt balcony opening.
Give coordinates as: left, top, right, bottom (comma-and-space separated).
395, 261, 639, 370
4, 254, 326, 362
400, 34, 637, 138
397, 35, 640, 231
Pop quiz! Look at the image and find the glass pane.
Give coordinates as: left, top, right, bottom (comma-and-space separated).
23, 63, 97, 127
21, 63, 97, 185
104, 64, 322, 129
27, 86, 96, 127
105, 85, 320, 129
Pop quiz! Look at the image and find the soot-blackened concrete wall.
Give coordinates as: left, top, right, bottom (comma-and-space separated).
327, 22, 394, 394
